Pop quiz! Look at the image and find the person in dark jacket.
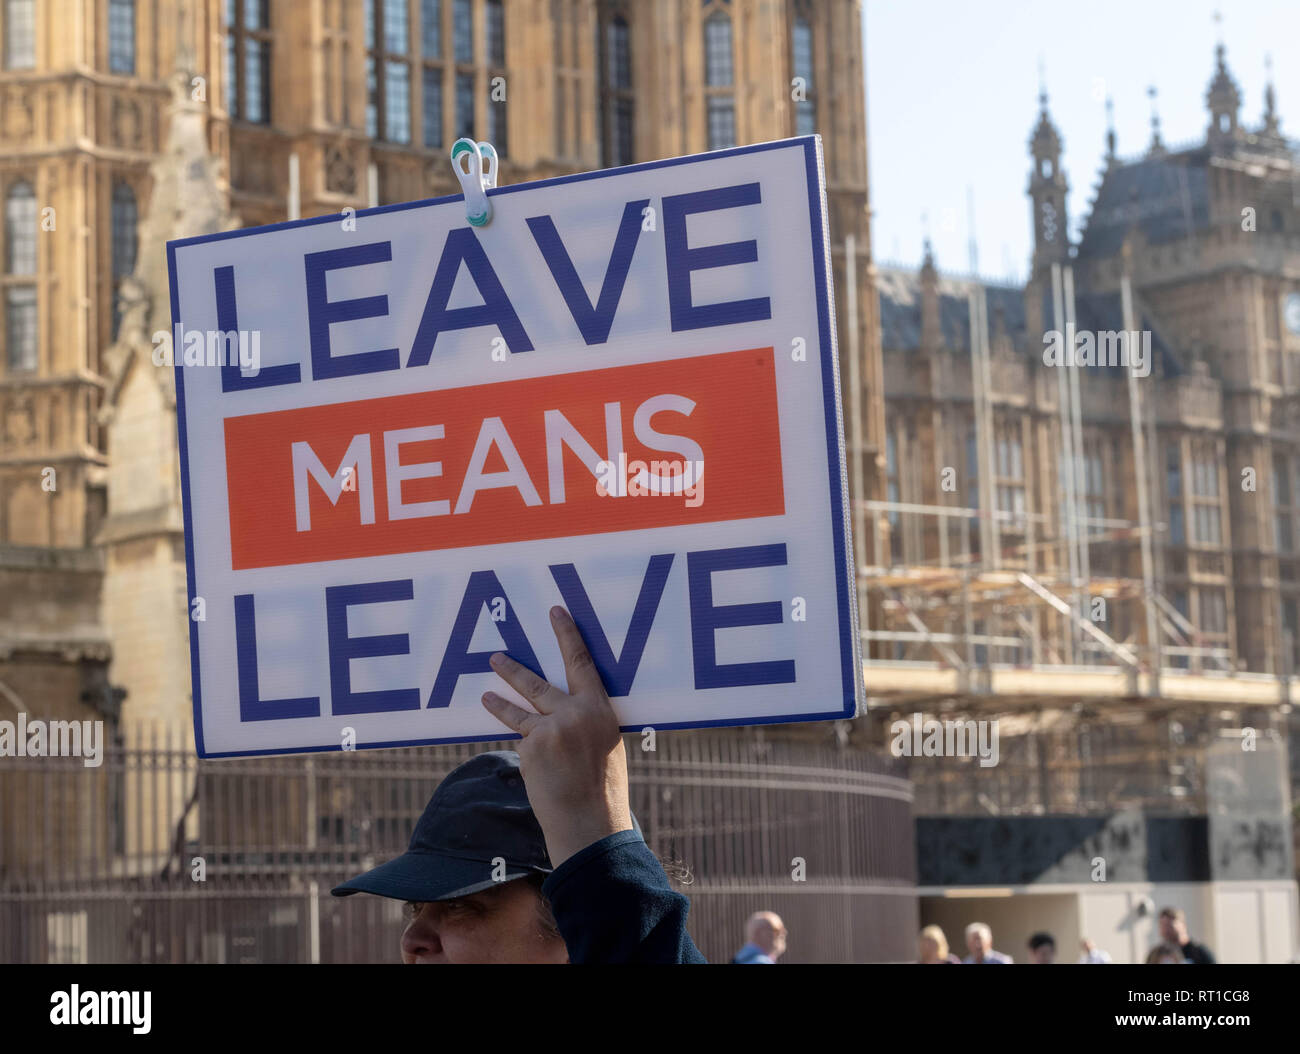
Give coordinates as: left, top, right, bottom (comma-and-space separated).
333, 605, 705, 964
1158, 906, 1216, 964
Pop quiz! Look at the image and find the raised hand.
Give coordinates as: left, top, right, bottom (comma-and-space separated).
481, 605, 633, 867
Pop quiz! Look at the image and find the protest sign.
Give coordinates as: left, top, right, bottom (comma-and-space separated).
167, 136, 860, 757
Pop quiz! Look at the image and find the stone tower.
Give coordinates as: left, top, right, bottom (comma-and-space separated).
97, 34, 238, 736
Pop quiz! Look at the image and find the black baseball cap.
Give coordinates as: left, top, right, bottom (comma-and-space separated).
331, 750, 639, 903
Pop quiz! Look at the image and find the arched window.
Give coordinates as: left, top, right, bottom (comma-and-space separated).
791, 15, 815, 136
5, 181, 36, 274
4, 179, 37, 372
452, 0, 475, 140
111, 183, 137, 279
108, 0, 135, 74
226, 0, 272, 123
3, 0, 34, 70
486, 0, 506, 154
421, 0, 443, 148
110, 182, 137, 339
703, 10, 734, 149
486, 0, 505, 64
365, 0, 412, 143
598, 8, 633, 167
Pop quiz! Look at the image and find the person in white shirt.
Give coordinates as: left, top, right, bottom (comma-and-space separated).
963, 922, 1012, 964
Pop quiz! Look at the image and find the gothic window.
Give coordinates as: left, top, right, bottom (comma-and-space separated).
885, 429, 900, 518
1197, 586, 1227, 636
2, 180, 37, 370
995, 424, 1026, 523
108, 0, 135, 75
486, 0, 505, 64
1283, 598, 1300, 674
452, 0, 475, 141
1083, 447, 1106, 524
3, 0, 34, 70
226, 0, 271, 124
421, 0, 444, 148
422, 0, 442, 55
454, 0, 473, 63
1189, 445, 1223, 546
1273, 453, 1300, 553
2, 180, 38, 370
422, 68, 443, 148
703, 6, 734, 149
455, 71, 475, 141
791, 13, 815, 136
5, 287, 36, 372
965, 430, 979, 509
1166, 442, 1185, 545
598, 6, 634, 166
5, 181, 36, 275
110, 182, 137, 339
366, 0, 412, 143
886, 426, 901, 563
487, 0, 506, 155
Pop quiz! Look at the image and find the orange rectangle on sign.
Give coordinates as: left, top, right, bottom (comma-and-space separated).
224, 347, 785, 570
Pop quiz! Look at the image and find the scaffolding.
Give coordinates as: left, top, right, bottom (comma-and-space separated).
859, 262, 1294, 710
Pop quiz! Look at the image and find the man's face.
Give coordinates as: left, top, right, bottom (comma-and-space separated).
1030, 943, 1055, 964
769, 921, 788, 960
967, 929, 989, 957
400, 880, 568, 964
1159, 914, 1185, 945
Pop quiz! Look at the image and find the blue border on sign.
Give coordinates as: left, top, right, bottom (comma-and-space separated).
167, 135, 858, 759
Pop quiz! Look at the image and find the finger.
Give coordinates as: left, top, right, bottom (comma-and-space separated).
548, 606, 605, 697
481, 692, 542, 736
488, 652, 557, 712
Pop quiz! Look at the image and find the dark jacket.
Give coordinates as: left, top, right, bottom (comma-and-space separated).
542, 829, 707, 963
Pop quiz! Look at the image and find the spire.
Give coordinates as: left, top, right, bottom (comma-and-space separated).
1206, 37, 1243, 147
1262, 53, 1280, 137
1146, 86, 1165, 157
920, 238, 940, 353
1030, 78, 1062, 162
1105, 96, 1117, 168
100, 14, 236, 419
1028, 76, 1068, 271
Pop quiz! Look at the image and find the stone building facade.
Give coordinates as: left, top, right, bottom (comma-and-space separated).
1, 1, 920, 964
876, 45, 1298, 684
0, 0, 884, 736
869, 46, 1299, 961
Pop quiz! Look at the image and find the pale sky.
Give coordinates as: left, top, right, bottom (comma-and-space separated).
864, 0, 1300, 282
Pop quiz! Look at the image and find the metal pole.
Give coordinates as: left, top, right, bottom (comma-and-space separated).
978, 287, 1001, 569
1051, 263, 1078, 664
305, 757, 319, 961
968, 291, 987, 560
970, 291, 996, 565
1064, 266, 1090, 628
1142, 308, 1166, 679
1121, 273, 1160, 697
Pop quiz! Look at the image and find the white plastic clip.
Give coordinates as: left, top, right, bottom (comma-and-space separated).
451, 138, 496, 227
477, 141, 498, 189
